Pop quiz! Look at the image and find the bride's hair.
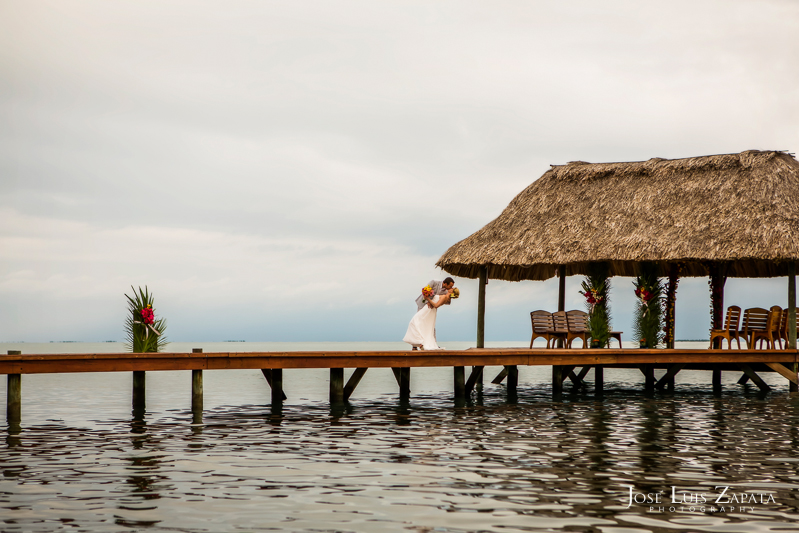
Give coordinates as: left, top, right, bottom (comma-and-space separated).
450, 288, 460, 299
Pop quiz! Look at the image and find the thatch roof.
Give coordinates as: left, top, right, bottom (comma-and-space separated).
437, 150, 799, 281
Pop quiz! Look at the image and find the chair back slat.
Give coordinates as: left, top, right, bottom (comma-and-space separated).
725, 306, 741, 333
530, 311, 554, 334
566, 310, 589, 333
742, 308, 769, 333
552, 311, 569, 334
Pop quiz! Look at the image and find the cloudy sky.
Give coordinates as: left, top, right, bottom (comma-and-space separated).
2, 1, 798, 343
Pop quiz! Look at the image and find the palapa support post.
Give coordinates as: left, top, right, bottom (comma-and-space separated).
789, 263, 798, 392
709, 263, 728, 349
557, 265, 566, 348
343, 368, 368, 401
475, 266, 487, 391
132, 370, 146, 410
191, 349, 203, 418
330, 368, 344, 404
453, 366, 465, 399
261, 369, 288, 401
7, 350, 21, 425
594, 365, 604, 394
665, 264, 680, 349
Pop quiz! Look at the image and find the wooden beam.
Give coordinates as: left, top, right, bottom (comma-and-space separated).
655, 363, 685, 390
737, 373, 750, 385
491, 366, 509, 384
477, 266, 487, 349
557, 265, 565, 348
765, 362, 799, 385
712, 369, 722, 393
343, 368, 368, 401
560, 365, 575, 384
737, 364, 771, 392
465, 366, 484, 394
261, 369, 287, 400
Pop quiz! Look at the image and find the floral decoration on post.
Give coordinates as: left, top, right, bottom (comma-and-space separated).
580, 262, 612, 348
125, 286, 168, 353
633, 262, 664, 348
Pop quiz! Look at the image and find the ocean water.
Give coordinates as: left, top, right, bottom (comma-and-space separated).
1, 341, 798, 532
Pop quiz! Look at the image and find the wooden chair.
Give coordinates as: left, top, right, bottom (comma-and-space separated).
740, 307, 769, 349
778, 308, 799, 349
551, 311, 570, 348
565, 310, 589, 348
709, 305, 742, 349
751, 307, 781, 349
609, 331, 623, 348
530, 311, 556, 348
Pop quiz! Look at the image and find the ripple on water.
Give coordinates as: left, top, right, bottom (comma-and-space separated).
2, 376, 799, 532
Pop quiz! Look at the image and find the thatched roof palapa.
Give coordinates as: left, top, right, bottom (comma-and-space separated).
437, 150, 799, 281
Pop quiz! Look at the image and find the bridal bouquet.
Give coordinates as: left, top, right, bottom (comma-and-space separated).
422, 285, 435, 300
124, 286, 168, 353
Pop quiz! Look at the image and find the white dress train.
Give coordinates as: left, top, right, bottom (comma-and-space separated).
403, 295, 441, 350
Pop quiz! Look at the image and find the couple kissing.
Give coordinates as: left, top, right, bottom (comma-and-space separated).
403, 277, 459, 350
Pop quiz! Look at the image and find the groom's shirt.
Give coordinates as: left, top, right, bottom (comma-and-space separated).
415, 279, 451, 310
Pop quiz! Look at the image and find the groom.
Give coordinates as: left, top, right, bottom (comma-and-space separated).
416, 277, 455, 310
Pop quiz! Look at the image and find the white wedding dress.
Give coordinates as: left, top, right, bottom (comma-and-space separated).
403, 295, 441, 350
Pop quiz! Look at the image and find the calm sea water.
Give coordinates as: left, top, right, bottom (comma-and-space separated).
1, 341, 799, 532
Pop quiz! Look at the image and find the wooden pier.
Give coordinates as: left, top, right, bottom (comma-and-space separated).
2, 348, 798, 424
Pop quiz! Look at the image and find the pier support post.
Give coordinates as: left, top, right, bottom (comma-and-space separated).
132, 371, 146, 410
552, 366, 563, 397
191, 349, 203, 418
712, 368, 722, 394
594, 365, 604, 394
330, 368, 344, 404
640, 365, 655, 392
454, 366, 465, 400
7, 350, 21, 425
271, 369, 284, 406
506, 365, 518, 401
399, 368, 410, 401
789, 263, 797, 392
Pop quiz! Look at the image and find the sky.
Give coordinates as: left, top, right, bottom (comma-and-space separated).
1, 1, 798, 343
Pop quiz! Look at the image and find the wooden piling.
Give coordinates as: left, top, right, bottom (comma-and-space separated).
398, 367, 410, 401
191, 349, 203, 414
7, 350, 21, 424
271, 369, 283, 405
330, 368, 344, 404
343, 368, 368, 401
557, 265, 566, 348
640, 365, 655, 391
507, 365, 518, 394
712, 368, 722, 393
594, 365, 604, 394
453, 366, 465, 399
552, 365, 563, 397
132, 370, 146, 409
476, 266, 487, 391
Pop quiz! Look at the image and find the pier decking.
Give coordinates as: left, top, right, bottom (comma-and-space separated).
3, 348, 798, 425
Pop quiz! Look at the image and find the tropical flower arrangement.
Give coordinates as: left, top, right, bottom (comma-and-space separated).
421, 285, 435, 303
632, 262, 665, 348
125, 286, 167, 353
580, 262, 612, 348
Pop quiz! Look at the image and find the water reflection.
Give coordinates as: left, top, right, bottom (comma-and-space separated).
1, 386, 799, 532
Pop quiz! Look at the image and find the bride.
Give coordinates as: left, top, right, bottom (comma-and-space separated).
403, 287, 458, 350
